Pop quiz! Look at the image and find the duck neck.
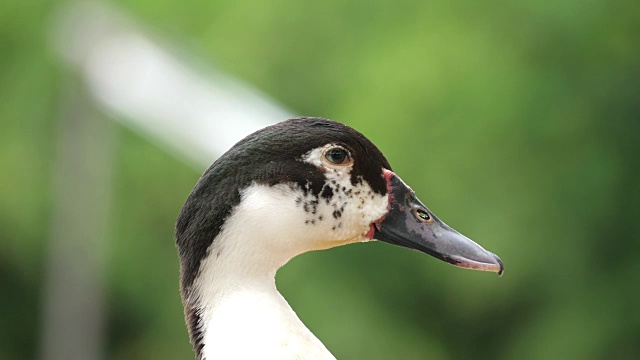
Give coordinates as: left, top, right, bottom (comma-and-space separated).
182, 183, 341, 359
191, 240, 280, 357
189, 233, 334, 360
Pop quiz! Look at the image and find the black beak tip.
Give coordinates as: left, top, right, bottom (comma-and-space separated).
489, 252, 504, 277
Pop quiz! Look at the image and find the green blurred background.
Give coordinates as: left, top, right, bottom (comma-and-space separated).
1, 0, 639, 359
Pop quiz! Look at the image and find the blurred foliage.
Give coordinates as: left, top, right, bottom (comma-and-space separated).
1, 0, 639, 359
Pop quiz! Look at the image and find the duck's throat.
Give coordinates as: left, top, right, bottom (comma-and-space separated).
180, 183, 357, 359
188, 248, 335, 360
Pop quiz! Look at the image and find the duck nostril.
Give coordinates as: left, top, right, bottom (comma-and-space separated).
414, 208, 432, 222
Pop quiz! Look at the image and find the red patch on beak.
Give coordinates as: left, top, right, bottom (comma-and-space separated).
364, 169, 396, 239
382, 169, 395, 204
364, 224, 376, 239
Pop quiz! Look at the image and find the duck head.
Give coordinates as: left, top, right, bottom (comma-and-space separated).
175, 117, 503, 357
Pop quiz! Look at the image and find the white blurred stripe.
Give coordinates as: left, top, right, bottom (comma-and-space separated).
42, 2, 294, 360
53, 1, 293, 168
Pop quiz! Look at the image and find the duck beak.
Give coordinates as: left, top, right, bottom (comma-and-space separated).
373, 172, 504, 276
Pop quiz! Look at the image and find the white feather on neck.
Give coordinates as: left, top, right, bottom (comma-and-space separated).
193, 184, 333, 360
192, 168, 387, 359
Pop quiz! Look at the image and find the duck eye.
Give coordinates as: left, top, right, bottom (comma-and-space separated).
325, 147, 350, 165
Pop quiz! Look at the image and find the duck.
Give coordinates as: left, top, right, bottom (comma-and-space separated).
175, 117, 503, 360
